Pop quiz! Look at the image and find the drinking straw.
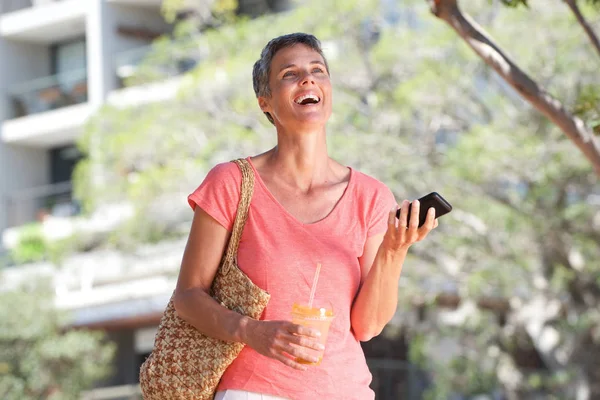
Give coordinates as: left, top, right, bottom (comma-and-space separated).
308, 263, 322, 308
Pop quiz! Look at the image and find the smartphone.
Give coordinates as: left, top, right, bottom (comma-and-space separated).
396, 192, 452, 227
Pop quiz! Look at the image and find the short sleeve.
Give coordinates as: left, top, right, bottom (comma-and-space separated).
367, 184, 397, 238
187, 162, 242, 232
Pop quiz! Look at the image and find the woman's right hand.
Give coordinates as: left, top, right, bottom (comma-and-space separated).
242, 319, 324, 371
176, 207, 324, 371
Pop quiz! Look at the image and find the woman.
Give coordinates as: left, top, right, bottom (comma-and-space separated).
173, 33, 438, 400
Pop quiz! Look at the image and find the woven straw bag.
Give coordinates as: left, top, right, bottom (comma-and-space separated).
139, 158, 271, 399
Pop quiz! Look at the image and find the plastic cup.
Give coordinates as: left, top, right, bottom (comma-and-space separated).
290, 302, 335, 366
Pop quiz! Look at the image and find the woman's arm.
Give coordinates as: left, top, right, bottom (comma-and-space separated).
173, 207, 323, 370
173, 206, 248, 342
350, 199, 437, 341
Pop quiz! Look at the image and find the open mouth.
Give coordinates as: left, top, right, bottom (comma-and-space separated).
294, 94, 321, 105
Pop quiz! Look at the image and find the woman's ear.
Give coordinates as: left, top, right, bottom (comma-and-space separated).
258, 97, 270, 113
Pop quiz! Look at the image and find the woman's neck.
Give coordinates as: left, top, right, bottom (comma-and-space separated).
267, 127, 330, 192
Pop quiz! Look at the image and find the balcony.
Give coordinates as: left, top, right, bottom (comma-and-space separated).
9, 69, 88, 118
2, 69, 91, 147
106, 0, 162, 7
4, 181, 78, 230
114, 45, 154, 89
0, 0, 86, 43
108, 44, 201, 108
1, 186, 139, 271
114, 45, 200, 88
1, 181, 79, 266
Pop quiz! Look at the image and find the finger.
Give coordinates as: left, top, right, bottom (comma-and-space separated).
397, 200, 409, 230
275, 353, 308, 371
275, 341, 320, 365
422, 207, 436, 231
289, 323, 321, 339
408, 200, 420, 231
281, 343, 321, 364
434, 219, 439, 229
290, 334, 325, 352
388, 206, 397, 228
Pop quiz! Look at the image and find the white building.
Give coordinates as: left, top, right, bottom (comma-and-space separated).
0, 0, 192, 396
0, 0, 173, 229
0, 1, 422, 398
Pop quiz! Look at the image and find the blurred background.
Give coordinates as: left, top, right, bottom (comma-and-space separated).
0, 0, 599, 399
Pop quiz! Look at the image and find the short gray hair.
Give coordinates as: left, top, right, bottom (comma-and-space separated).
252, 33, 330, 125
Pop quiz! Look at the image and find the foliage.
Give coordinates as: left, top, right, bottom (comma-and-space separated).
9, 224, 46, 265
574, 84, 600, 135
8, 223, 84, 266
73, 0, 600, 397
495, 0, 600, 8
497, 0, 529, 7
0, 285, 115, 399
161, 0, 238, 24
405, 0, 600, 397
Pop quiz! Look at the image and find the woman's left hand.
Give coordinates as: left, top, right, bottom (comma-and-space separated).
381, 199, 438, 253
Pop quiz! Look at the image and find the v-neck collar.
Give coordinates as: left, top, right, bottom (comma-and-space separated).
246, 156, 354, 227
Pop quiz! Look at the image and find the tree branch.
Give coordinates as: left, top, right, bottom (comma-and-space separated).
564, 0, 600, 60
428, 0, 600, 178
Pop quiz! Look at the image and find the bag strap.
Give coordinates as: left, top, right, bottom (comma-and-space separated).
221, 158, 255, 267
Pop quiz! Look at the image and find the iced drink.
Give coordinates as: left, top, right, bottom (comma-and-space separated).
291, 303, 334, 366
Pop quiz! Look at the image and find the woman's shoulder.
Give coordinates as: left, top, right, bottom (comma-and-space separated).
188, 159, 246, 230
188, 159, 244, 199
351, 168, 393, 195
203, 159, 244, 184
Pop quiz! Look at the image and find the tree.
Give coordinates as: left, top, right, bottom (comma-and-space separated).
74, 0, 600, 398
401, 1, 600, 397
428, 0, 600, 177
0, 285, 115, 399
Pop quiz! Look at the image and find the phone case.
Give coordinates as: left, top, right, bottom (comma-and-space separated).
396, 192, 452, 227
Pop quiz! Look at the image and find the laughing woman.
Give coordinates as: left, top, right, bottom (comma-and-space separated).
174, 33, 438, 400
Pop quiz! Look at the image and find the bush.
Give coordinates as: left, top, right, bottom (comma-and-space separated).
10, 224, 47, 265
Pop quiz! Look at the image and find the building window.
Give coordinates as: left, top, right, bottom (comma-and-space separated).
51, 39, 87, 76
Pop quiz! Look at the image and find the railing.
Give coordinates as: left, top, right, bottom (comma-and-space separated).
113, 44, 202, 88
8, 69, 88, 118
0, 247, 12, 268
0, 0, 32, 14
114, 45, 152, 87
81, 384, 142, 400
5, 181, 79, 228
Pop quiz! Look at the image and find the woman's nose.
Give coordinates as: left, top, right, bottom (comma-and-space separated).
300, 71, 316, 85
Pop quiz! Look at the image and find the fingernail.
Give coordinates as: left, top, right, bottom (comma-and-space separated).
429, 207, 434, 213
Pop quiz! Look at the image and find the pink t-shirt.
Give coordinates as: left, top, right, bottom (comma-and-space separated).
187, 157, 396, 400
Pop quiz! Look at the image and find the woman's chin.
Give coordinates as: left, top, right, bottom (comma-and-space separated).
291, 112, 330, 126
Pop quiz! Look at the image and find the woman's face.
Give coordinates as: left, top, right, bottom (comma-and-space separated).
259, 44, 332, 130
